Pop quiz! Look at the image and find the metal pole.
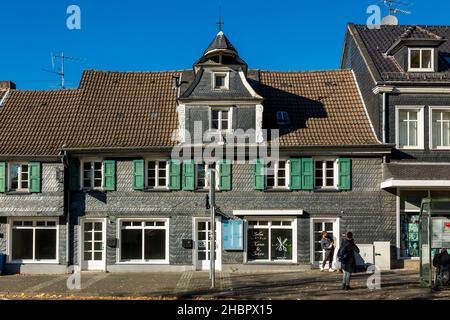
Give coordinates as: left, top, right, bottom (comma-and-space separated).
209, 169, 216, 288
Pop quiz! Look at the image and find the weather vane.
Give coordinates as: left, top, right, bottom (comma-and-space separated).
216, 6, 224, 32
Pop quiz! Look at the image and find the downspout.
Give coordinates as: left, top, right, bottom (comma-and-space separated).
382, 92, 387, 144
60, 149, 70, 270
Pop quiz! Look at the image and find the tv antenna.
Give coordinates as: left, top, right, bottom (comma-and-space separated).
42, 52, 85, 89
383, 0, 412, 16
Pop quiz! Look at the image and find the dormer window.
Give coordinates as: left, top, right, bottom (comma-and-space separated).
408, 48, 434, 72
213, 72, 229, 90
276, 111, 290, 126
210, 108, 231, 131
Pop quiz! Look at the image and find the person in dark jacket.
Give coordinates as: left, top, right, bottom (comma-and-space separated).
338, 232, 360, 290
433, 248, 450, 290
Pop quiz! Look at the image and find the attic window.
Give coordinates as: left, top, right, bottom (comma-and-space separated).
408, 48, 434, 72
213, 72, 229, 90
276, 111, 290, 126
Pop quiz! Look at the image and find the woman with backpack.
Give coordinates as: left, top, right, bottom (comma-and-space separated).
337, 232, 360, 290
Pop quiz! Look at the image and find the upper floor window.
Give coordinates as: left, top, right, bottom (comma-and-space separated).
431, 108, 450, 149
210, 108, 231, 131
408, 48, 434, 72
196, 163, 218, 190
213, 72, 229, 90
276, 111, 290, 126
82, 161, 102, 189
267, 160, 288, 189
147, 160, 168, 189
397, 107, 424, 149
9, 163, 29, 191
314, 159, 337, 189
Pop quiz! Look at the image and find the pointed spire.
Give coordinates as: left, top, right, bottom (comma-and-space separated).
203, 31, 237, 57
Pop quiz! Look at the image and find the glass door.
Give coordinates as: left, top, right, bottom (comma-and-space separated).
312, 219, 338, 267
82, 219, 105, 270
195, 219, 221, 270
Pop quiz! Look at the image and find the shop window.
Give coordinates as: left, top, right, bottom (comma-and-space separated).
11, 220, 58, 262
247, 220, 294, 262
120, 220, 168, 263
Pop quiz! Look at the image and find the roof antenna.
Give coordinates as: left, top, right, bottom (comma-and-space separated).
216, 5, 224, 33
383, 0, 412, 17
42, 52, 86, 89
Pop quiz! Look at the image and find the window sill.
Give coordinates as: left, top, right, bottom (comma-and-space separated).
245, 261, 297, 265
116, 261, 169, 265
264, 188, 290, 192
5, 191, 31, 195
8, 260, 59, 264
143, 188, 171, 193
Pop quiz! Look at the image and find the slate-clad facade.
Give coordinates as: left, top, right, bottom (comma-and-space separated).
0, 29, 397, 274
342, 24, 450, 261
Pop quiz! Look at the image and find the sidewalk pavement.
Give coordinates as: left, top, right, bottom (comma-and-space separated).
0, 269, 448, 300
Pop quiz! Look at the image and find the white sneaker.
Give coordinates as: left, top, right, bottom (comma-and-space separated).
329, 268, 336, 272
320, 267, 324, 272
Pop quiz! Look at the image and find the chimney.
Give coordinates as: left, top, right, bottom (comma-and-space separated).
0, 81, 16, 90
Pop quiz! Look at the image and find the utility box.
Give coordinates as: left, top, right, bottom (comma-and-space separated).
355, 244, 374, 269
374, 241, 391, 270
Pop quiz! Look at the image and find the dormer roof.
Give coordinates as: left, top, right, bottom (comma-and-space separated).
203, 31, 238, 57
385, 26, 446, 55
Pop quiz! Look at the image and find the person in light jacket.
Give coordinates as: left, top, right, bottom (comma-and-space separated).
338, 232, 360, 290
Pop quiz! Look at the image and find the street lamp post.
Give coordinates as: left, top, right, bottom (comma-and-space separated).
208, 169, 216, 289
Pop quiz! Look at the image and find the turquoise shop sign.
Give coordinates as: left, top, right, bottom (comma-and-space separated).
223, 219, 244, 250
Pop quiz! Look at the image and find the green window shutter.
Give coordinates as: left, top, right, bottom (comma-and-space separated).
0, 162, 6, 193
133, 160, 144, 191
338, 158, 352, 190
289, 158, 302, 190
69, 159, 80, 191
218, 160, 232, 191
183, 160, 195, 191
301, 158, 313, 190
253, 159, 265, 190
29, 162, 41, 193
168, 159, 181, 190
103, 160, 116, 191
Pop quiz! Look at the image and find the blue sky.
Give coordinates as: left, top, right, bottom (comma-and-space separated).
1, 0, 449, 89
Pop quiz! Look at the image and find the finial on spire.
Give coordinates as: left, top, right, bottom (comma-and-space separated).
216, 6, 224, 32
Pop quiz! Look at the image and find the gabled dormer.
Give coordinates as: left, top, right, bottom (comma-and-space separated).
384, 26, 447, 73
177, 30, 263, 145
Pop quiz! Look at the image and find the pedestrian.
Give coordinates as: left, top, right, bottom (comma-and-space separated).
320, 231, 335, 272
337, 231, 360, 290
432, 248, 450, 290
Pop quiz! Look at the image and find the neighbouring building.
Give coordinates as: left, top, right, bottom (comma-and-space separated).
341, 24, 450, 263
0, 28, 397, 274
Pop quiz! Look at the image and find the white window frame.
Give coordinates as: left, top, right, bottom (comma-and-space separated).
408, 48, 434, 72
145, 160, 169, 189
8, 162, 30, 192
8, 217, 59, 264
209, 107, 232, 132
117, 218, 170, 264
429, 107, 450, 150
396, 106, 425, 150
245, 218, 297, 264
212, 72, 230, 90
196, 163, 219, 190
266, 160, 290, 189
80, 159, 103, 191
313, 158, 338, 190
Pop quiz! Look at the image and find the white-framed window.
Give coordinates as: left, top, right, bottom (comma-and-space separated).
212, 72, 229, 90
210, 108, 231, 131
9, 218, 58, 263
247, 219, 296, 263
81, 160, 103, 190
430, 107, 450, 149
396, 107, 425, 149
119, 219, 169, 263
314, 159, 338, 189
408, 48, 434, 72
266, 160, 289, 189
146, 160, 168, 189
8, 163, 29, 191
196, 163, 218, 190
